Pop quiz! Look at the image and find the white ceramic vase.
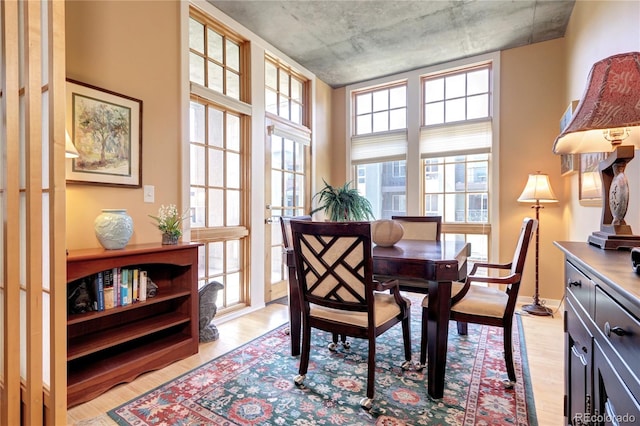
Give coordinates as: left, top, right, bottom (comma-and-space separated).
94, 209, 134, 250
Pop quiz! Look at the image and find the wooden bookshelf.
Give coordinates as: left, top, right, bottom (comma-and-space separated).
66, 242, 201, 407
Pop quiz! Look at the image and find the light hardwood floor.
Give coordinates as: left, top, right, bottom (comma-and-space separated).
67, 301, 565, 425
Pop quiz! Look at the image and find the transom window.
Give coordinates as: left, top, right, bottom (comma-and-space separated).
265, 57, 306, 125
423, 66, 489, 125
189, 12, 243, 100
355, 84, 407, 135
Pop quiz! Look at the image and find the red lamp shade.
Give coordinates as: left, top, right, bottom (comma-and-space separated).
553, 52, 640, 154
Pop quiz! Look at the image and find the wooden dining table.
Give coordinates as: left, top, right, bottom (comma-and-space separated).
284, 238, 471, 399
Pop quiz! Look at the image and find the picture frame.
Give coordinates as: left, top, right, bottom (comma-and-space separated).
579, 152, 606, 206
560, 100, 579, 176
66, 79, 143, 188
561, 154, 578, 176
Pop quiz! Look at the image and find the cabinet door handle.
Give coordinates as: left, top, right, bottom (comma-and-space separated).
568, 279, 582, 288
605, 322, 628, 337
571, 345, 587, 366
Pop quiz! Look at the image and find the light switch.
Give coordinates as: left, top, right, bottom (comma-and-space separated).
143, 185, 155, 203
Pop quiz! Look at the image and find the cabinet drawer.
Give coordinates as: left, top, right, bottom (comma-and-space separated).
566, 297, 592, 358
566, 260, 594, 315
595, 286, 640, 378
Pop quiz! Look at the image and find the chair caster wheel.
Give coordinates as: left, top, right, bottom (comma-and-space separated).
294, 374, 306, 386
328, 342, 338, 351
401, 360, 412, 370
502, 379, 516, 389
284, 327, 290, 335
342, 340, 351, 349
360, 397, 373, 410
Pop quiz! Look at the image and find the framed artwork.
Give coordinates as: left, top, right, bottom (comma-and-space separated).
66, 79, 143, 187
560, 100, 579, 176
579, 152, 606, 206
561, 154, 578, 176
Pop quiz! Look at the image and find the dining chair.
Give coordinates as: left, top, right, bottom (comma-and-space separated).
280, 215, 311, 356
391, 215, 442, 241
280, 215, 346, 355
290, 220, 412, 410
419, 217, 537, 386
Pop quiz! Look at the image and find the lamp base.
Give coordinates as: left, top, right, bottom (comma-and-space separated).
521, 303, 553, 316
588, 231, 640, 250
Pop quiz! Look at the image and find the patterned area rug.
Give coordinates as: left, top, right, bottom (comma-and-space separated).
108, 303, 537, 425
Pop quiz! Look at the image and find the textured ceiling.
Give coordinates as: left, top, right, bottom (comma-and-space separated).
208, 0, 575, 88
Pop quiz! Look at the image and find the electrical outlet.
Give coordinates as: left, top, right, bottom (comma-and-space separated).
143, 185, 155, 203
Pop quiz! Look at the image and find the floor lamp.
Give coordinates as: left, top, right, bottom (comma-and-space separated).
518, 172, 557, 316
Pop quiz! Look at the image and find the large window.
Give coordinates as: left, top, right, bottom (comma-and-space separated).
352, 83, 408, 219
421, 65, 492, 261
189, 8, 250, 313
349, 61, 494, 262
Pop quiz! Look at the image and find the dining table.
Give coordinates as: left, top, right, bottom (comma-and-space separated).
284, 238, 471, 399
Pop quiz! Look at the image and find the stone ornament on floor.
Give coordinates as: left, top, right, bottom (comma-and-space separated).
199, 281, 224, 342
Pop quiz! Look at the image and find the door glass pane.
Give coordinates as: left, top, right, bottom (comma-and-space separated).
190, 187, 205, 228
190, 102, 205, 143
271, 170, 282, 206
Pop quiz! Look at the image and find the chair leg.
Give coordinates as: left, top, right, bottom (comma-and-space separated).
360, 337, 376, 410
419, 306, 428, 368
457, 321, 468, 335
294, 322, 312, 387
503, 323, 516, 385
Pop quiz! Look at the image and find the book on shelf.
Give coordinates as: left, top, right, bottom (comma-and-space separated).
113, 267, 120, 307
93, 271, 105, 311
132, 268, 139, 302
104, 269, 114, 309
121, 269, 129, 306
139, 270, 148, 302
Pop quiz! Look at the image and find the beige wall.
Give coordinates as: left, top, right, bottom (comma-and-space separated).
66, 0, 182, 249
501, 39, 567, 302
562, 0, 640, 241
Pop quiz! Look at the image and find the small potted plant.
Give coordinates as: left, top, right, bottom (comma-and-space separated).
149, 204, 189, 244
311, 179, 375, 221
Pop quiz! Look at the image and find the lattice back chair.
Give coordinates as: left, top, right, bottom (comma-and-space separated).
420, 217, 537, 386
384, 215, 443, 293
290, 220, 412, 410
391, 215, 442, 241
280, 215, 312, 356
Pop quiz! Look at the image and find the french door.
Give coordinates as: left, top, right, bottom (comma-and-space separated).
264, 118, 310, 302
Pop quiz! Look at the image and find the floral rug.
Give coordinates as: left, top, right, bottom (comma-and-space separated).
108, 303, 537, 426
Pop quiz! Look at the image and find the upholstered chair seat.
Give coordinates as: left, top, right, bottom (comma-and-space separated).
310, 293, 411, 327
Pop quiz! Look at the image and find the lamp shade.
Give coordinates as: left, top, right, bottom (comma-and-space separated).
65, 130, 79, 158
518, 173, 558, 203
552, 52, 640, 154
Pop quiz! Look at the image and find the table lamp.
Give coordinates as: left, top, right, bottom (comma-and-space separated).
552, 52, 640, 249
518, 172, 558, 316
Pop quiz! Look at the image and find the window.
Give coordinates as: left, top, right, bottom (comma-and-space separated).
351, 82, 408, 219
355, 84, 407, 134
421, 64, 492, 262
189, 8, 250, 313
189, 12, 243, 100
348, 61, 495, 263
265, 57, 306, 125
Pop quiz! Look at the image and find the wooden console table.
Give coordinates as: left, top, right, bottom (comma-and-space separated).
554, 242, 640, 425
66, 242, 201, 407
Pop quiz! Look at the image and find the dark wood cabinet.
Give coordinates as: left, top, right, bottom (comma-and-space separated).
66, 243, 201, 407
556, 242, 640, 425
